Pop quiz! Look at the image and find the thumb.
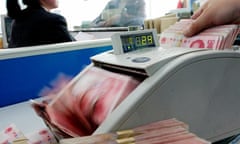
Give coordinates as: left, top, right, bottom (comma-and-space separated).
183, 13, 212, 37
232, 17, 240, 24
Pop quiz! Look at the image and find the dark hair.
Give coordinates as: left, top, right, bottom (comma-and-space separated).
23, 0, 41, 7
7, 0, 41, 19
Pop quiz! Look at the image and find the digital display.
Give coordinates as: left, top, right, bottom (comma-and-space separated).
120, 32, 156, 53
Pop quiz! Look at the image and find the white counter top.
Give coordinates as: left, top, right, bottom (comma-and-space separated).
0, 99, 47, 134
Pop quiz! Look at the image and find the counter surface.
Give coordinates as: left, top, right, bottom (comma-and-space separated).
0, 99, 47, 134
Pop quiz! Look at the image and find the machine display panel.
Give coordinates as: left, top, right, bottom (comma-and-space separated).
120, 32, 156, 53
112, 29, 159, 54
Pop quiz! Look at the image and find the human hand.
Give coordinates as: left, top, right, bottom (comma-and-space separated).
183, 0, 240, 37
103, 14, 121, 26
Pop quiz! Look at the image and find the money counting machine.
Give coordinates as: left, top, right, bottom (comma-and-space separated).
88, 29, 240, 142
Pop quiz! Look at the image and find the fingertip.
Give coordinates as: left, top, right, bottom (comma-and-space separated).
184, 18, 208, 37
183, 25, 195, 37
183, 29, 190, 37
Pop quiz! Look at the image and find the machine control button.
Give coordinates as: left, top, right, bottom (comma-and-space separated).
132, 57, 151, 63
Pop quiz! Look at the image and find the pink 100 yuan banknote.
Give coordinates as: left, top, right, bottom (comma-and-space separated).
160, 19, 240, 50
32, 65, 141, 138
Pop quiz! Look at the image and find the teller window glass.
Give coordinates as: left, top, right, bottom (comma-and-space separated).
56, 0, 180, 30
0, 0, 181, 31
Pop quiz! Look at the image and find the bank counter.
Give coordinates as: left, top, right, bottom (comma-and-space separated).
0, 39, 112, 134
1, 32, 240, 143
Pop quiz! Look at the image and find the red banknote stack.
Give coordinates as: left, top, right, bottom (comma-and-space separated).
32, 65, 140, 139
59, 118, 211, 144
160, 19, 240, 50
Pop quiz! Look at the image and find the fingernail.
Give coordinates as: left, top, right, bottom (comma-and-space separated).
183, 28, 190, 36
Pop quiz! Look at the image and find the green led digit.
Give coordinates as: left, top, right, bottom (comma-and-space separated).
147, 35, 153, 44
128, 37, 133, 45
142, 36, 147, 46
136, 36, 141, 46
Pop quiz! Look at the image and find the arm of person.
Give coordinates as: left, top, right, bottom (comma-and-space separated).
183, 0, 240, 37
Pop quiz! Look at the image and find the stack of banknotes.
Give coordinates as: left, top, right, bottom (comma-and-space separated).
31, 65, 141, 139
59, 118, 211, 144
160, 19, 240, 50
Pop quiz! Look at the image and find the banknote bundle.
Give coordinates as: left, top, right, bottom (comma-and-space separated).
59, 118, 211, 144
31, 65, 141, 139
160, 19, 240, 50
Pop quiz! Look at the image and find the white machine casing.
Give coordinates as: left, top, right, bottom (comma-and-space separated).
91, 46, 240, 142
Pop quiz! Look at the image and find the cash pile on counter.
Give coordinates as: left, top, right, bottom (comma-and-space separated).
160, 19, 240, 50
0, 124, 57, 144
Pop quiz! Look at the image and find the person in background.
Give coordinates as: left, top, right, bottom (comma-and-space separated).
7, 0, 75, 48
177, 0, 184, 8
183, 0, 240, 37
90, 0, 121, 27
119, 0, 146, 27
90, 0, 146, 27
